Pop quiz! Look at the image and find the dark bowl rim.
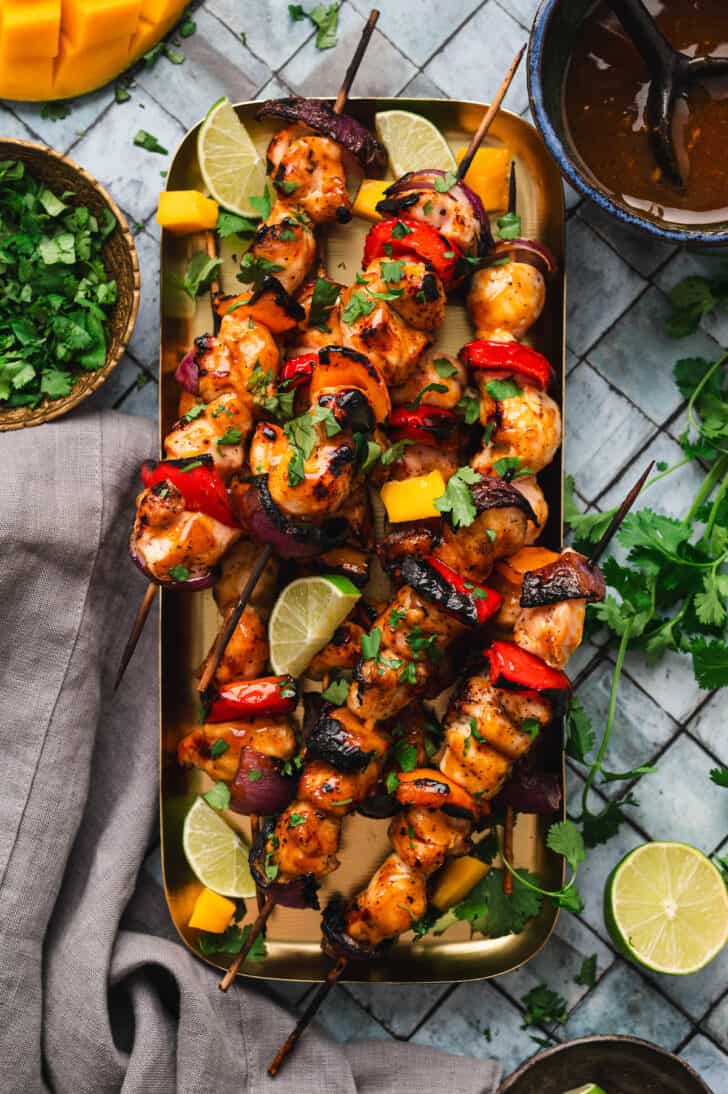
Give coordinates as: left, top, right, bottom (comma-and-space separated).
0, 137, 140, 431
527, 0, 728, 245
497, 1033, 712, 1092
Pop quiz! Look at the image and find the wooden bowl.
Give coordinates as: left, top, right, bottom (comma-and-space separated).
498, 1035, 711, 1093
0, 139, 140, 431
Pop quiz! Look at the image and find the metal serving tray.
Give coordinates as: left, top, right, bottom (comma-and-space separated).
159, 98, 566, 983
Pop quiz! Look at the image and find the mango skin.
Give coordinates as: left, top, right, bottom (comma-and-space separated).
0, 0, 187, 101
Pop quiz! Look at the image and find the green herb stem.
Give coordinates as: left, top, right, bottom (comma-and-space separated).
581, 628, 630, 815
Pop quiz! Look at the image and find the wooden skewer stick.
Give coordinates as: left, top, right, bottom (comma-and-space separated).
198, 543, 274, 693
457, 44, 526, 181
589, 460, 654, 566
205, 228, 222, 336
502, 806, 515, 896
114, 582, 158, 691
218, 896, 275, 992
334, 9, 379, 116
268, 956, 348, 1078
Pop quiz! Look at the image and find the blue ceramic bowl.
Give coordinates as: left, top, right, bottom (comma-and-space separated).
527, 0, 728, 246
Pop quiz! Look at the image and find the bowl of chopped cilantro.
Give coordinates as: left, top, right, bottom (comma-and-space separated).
0, 139, 140, 430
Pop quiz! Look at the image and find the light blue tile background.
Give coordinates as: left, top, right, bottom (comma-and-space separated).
4, 1, 725, 1086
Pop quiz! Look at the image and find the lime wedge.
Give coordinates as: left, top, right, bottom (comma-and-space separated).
182, 797, 255, 899
197, 96, 267, 217
375, 109, 456, 178
563, 1085, 608, 1094
604, 841, 728, 975
268, 574, 361, 678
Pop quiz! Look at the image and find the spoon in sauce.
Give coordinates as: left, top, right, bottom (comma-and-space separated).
606, 0, 728, 185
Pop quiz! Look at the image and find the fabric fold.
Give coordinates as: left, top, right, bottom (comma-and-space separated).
0, 410, 501, 1094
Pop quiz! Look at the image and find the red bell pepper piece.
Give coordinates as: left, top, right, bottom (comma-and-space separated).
207, 675, 297, 722
460, 340, 553, 390
486, 640, 570, 693
363, 218, 462, 288
280, 352, 318, 389
426, 556, 502, 624
389, 405, 459, 447
141, 455, 239, 528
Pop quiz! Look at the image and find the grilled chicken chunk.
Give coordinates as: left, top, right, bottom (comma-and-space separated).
468, 262, 546, 340
178, 716, 298, 782
131, 483, 240, 584
267, 126, 352, 225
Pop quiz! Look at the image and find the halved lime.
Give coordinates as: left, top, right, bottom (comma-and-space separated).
375, 109, 456, 178
197, 97, 267, 217
182, 797, 255, 899
604, 841, 728, 975
268, 574, 361, 678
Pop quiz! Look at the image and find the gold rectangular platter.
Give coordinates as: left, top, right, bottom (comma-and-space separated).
159, 98, 566, 983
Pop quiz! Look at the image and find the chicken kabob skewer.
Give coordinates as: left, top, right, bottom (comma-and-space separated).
269, 465, 649, 1078
115, 12, 384, 691
197, 10, 383, 694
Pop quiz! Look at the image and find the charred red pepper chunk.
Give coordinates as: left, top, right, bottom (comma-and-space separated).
426, 555, 502, 625
141, 455, 239, 528
208, 675, 298, 722
388, 405, 459, 447
486, 640, 570, 693
363, 217, 461, 288
279, 352, 318, 389
460, 340, 553, 390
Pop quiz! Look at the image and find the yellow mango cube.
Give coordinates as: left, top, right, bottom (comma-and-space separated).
0, 0, 61, 60
53, 32, 132, 97
128, 13, 164, 57
352, 178, 389, 221
432, 855, 490, 911
157, 190, 220, 235
188, 887, 236, 933
61, 0, 141, 49
381, 470, 446, 523
140, 0, 185, 25
456, 146, 512, 213
0, 56, 54, 98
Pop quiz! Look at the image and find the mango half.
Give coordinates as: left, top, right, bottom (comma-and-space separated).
0, 0, 187, 101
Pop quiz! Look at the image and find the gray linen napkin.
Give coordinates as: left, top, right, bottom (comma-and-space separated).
0, 409, 501, 1094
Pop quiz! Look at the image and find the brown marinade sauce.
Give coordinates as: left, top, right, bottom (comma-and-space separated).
563, 0, 728, 224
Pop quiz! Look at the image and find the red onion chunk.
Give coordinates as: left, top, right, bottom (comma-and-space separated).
128, 537, 217, 589
493, 767, 562, 814
238, 477, 348, 560
174, 349, 199, 393
520, 551, 606, 608
488, 238, 558, 278
230, 748, 296, 816
255, 98, 387, 175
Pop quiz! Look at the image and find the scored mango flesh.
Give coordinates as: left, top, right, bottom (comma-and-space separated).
0, 0, 187, 100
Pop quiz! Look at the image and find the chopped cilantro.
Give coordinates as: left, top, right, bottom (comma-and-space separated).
486, 377, 522, 401
168, 564, 190, 582
321, 678, 349, 704
203, 782, 231, 810
210, 738, 230, 759
133, 130, 168, 155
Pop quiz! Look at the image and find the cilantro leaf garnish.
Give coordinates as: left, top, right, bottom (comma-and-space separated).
308, 277, 342, 329
203, 782, 231, 810
321, 678, 349, 704
434, 465, 481, 528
